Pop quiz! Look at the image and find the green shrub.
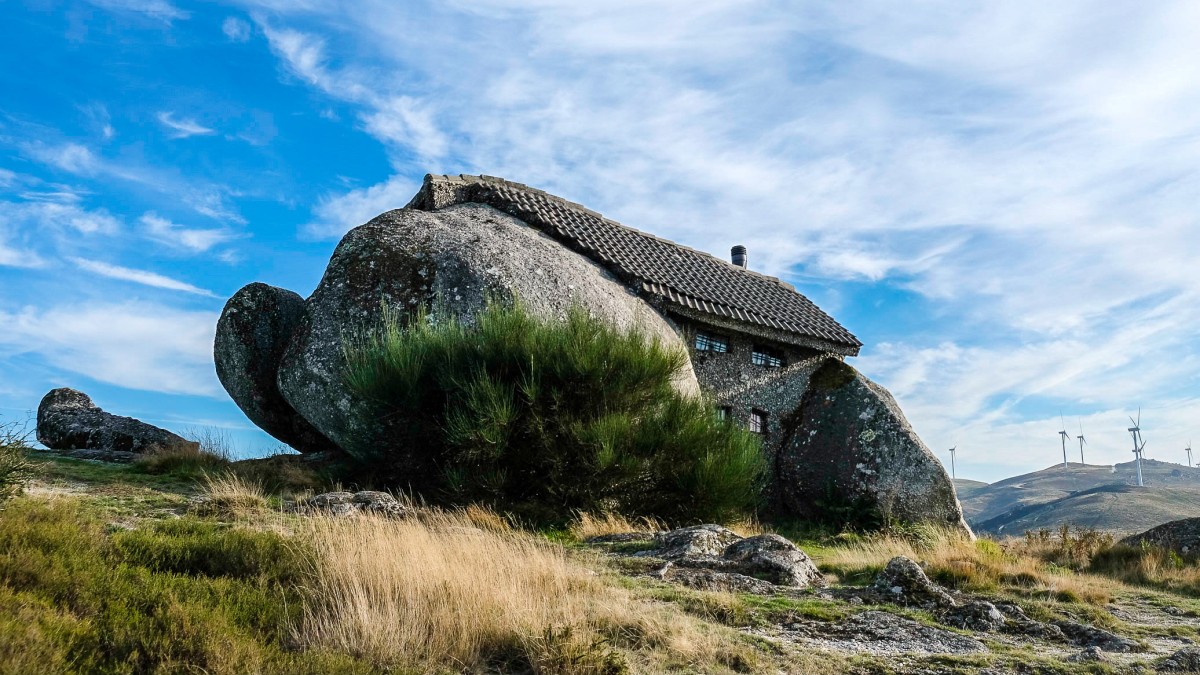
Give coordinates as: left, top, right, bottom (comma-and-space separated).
0, 499, 372, 674
0, 421, 33, 506
343, 301, 766, 524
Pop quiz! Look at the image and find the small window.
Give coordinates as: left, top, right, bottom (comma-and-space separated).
751, 346, 784, 368
694, 332, 729, 353
749, 409, 768, 434
716, 406, 732, 421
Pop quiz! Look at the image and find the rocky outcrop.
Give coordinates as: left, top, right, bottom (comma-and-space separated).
295, 490, 409, 518
214, 283, 336, 455
214, 203, 698, 458
1121, 517, 1200, 558
774, 359, 971, 535
36, 388, 194, 454
613, 525, 824, 592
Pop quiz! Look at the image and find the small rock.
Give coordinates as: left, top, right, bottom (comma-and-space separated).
644, 524, 742, 560
306, 491, 354, 507
1158, 646, 1200, 672
720, 534, 824, 587
1068, 646, 1106, 663
1054, 620, 1143, 653
941, 601, 1005, 631
872, 556, 956, 608
352, 490, 407, 517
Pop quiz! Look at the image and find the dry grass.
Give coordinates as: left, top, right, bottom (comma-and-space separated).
817, 526, 1119, 604
569, 512, 666, 541
136, 437, 231, 475
190, 472, 268, 519
296, 507, 756, 674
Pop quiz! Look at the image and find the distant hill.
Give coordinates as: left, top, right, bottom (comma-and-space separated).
959, 459, 1200, 536
952, 478, 989, 500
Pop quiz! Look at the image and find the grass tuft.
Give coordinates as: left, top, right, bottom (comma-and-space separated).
295, 505, 735, 673
190, 471, 269, 519
0, 420, 34, 505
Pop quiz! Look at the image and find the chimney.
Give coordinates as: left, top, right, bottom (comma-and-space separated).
731, 245, 748, 268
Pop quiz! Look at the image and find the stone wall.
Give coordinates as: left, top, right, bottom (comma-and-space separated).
674, 317, 826, 460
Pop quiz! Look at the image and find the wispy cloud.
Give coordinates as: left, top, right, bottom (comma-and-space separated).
222, 16, 252, 42
70, 257, 217, 296
157, 112, 216, 139
86, 0, 190, 23
0, 302, 220, 396
21, 142, 99, 174
140, 212, 239, 252
16, 139, 244, 224
305, 175, 417, 238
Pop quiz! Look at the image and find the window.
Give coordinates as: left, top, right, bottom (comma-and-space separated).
694, 332, 729, 353
716, 406, 732, 421
749, 409, 768, 434
751, 346, 784, 368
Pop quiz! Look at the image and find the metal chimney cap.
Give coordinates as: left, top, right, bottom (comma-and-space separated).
731, 245, 748, 268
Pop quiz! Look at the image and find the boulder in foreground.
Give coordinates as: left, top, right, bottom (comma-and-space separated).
36, 388, 195, 454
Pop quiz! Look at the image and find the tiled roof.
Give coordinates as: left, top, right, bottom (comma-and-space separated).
408, 174, 861, 355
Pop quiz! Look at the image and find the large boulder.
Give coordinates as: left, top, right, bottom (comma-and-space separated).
214, 283, 336, 454
271, 203, 698, 456
774, 359, 971, 534
36, 388, 194, 454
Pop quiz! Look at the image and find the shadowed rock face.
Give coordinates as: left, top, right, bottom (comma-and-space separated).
214, 283, 336, 454
215, 203, 698, 457
774, 359, 971, 535
36, 388, 194, 454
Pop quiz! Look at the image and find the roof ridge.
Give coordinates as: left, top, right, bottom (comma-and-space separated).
415, 173, 860, 353
431, 174, 798, 290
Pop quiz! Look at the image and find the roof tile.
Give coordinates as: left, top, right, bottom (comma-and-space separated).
410, 174, 861, 354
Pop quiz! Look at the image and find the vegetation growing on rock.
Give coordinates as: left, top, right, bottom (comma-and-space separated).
343, 302, 767, 525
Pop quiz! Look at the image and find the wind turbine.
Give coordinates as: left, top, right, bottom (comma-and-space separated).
1058, 413, 1071, 470
1128, 408, 1145, 487
1076, 421, 1087, 466
948, 446, 957, 480
1186, 441, 1193, 468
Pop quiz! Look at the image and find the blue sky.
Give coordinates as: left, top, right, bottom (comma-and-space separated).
2, 1, 1198, 482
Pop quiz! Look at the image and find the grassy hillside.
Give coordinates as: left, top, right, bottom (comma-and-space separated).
960, 459, 1200, 535
974, 484, 1200, 536
2, 446, 1200, 674
951, 478, 989, 500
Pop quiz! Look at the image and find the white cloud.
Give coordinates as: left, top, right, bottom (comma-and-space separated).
157, 112, 216, 139
139, 212, 238, 253
305, 174, 418, 238
70, 257, 217, 297
86, 0, 189, 23
0, 199, 120, 236
22, 142, 99, 174
0, 302, 220, 396
17, 141, 245, 224
222, 16, 252, 42
0, 169, 15, 187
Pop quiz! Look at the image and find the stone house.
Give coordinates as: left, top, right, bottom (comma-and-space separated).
409, 174, 862, 460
